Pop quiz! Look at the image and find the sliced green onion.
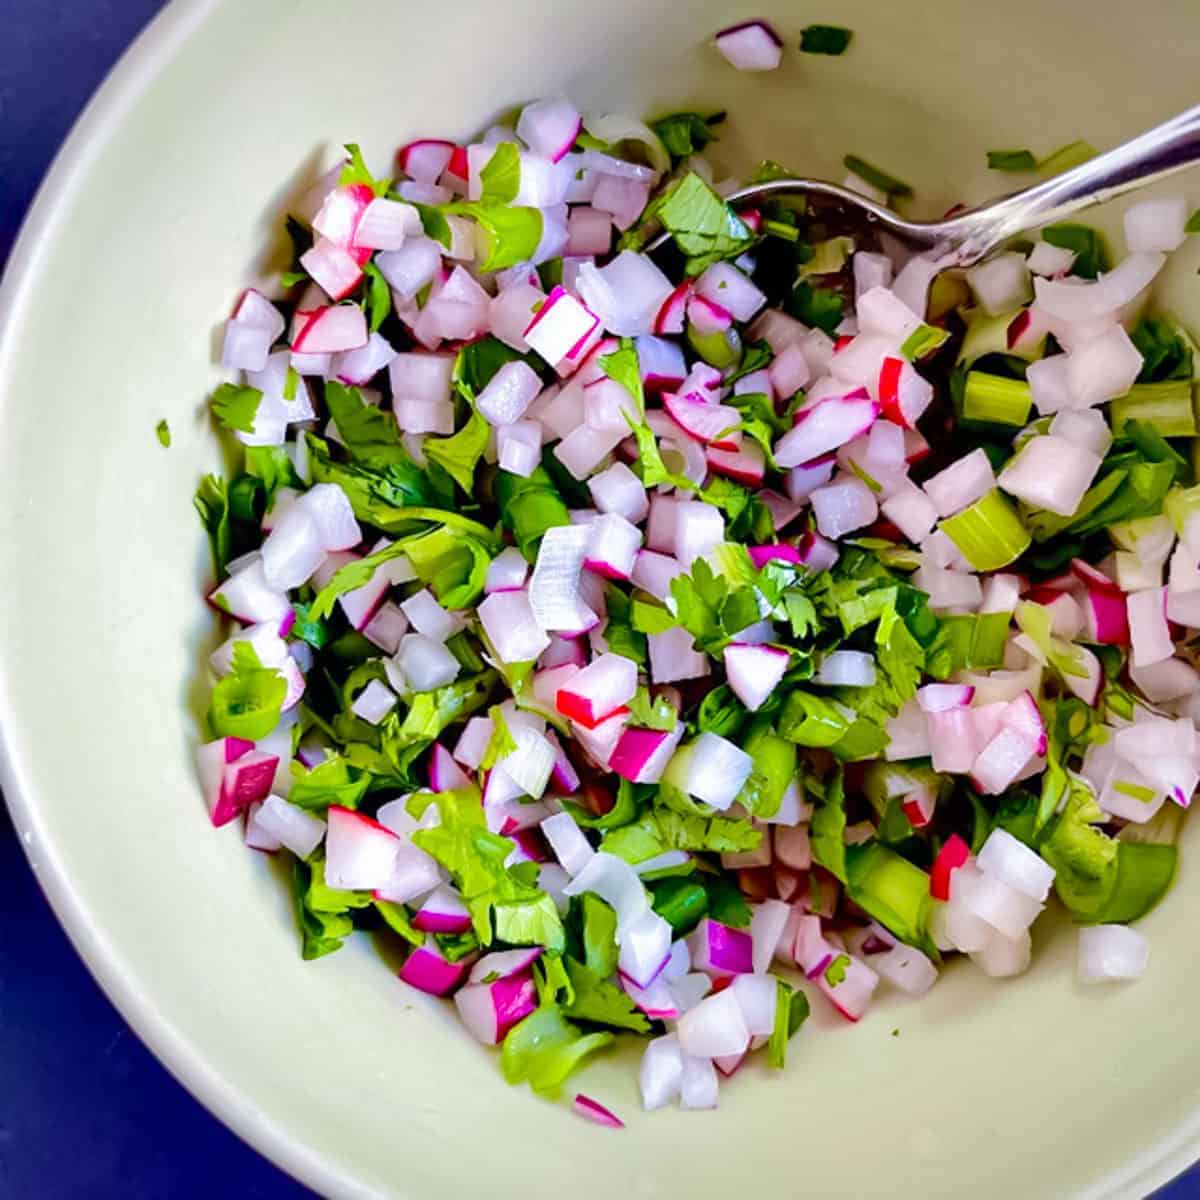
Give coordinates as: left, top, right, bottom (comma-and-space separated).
762, 218, 799, 242
686, 324, 742, 369
842, 155, 912, 199
1113, 780, 1156, 803
962, 372, 1034, 427
940, 488, 1031, 570
1111, 381, 1197, 438
986, 148, 1037, 172
799, 24, 853, 54
1187, 209, 1200, 234
900, 323, 950, 361
1037, 139, 1096, 175
844, 842, 934, 953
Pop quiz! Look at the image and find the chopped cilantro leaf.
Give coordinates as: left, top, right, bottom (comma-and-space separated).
799, 24, 853, 54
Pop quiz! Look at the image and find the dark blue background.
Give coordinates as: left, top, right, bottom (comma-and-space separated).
0, 4, 1193, 1198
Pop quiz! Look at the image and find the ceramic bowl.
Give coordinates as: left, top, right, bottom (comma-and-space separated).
3, 0, 1200, 1195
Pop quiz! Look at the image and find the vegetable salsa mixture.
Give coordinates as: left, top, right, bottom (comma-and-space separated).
195, 22, 1200, 1121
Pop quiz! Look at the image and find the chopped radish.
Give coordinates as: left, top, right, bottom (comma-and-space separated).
324, 806, 400, 890
713, 20, 783, 71
556, 652, 638, 727
398, 937, 469, 996
724, 643, 789, 711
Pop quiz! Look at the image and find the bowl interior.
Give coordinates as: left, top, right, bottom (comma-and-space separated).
3, 0, 1200, 1196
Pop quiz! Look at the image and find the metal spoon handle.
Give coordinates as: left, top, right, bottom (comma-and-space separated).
939, 104, 1200, 263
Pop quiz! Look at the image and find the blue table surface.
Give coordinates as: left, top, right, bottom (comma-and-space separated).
0, 5, 1195, 1198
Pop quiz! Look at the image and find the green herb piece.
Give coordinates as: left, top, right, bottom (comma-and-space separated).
1111, 381, 1196, 439
195, 475, 232, 580
478, 142, 521, 204
339, 142, 391, 196
648, 876, 709, 934
809, 770, 849, 883
656, 172, 755, 275
495, 466, 572, 557
304, 433, 458, 532
650, 111, 725, 160
500, 999, 613, 1096
413, 788, 564, 951
1042, 224, 1110, 279
424, 408, 490, 494
961, 372, 1034, 427
601, 808, 763, 862
845, 841, 936, 955
207, 642, 286, 740
843, 155, 912, 198
292, 856, 369, 960
987, 149, 1038, 172
1130, 316, 1194, 383
210, 382, 262, 434
797, 236, 854, 278
447, 202, 542, 270
900, 323, 950, 361
373, 899, 423, 945
940, 489, 1031, 570
627, 687, 678, 731
288, 754, 371, 811
361, 259, 391, 332
787, 280, 844, 334
766, 980, 811, 1069
325, 381, 412, 469
1037, 139, 1096, 175
155, 419, 171, 447
799, 24, 853, 54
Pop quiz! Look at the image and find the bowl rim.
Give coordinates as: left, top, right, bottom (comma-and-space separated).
0, 3, 369, 1195
0, 2, 1198, 1197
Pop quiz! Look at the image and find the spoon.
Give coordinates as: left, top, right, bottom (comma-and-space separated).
647, 105, 1200, 267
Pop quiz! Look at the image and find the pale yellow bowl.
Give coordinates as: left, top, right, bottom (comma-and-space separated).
3, 0, 1200, 1196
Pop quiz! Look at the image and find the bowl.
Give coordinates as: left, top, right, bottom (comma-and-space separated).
3, 0, 1200, 1196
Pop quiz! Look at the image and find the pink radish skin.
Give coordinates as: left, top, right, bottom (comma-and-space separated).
775, 395, 879, 469
1070, 557, 1131, 644
468, 948, 543, 983
662, 392, 743, 450
292, 305, 369, 354
455, 972, 538, 1043
398, 938, 470, 996
609, 725, 685, 784
747, 544, 804, 569
428, 742, 471, 792
706, 441, 765, 486
312, 183, 375, 260
398, 139, 456, 183
688, 919, 754, 976
324, 805, 401, 890
916, 683, 975, 712
197, 740, 276, 827
619, 972, 680, 1021
687, 294, 734, 335
572, 1094, 625, 1129
654, 282, 692, 335
299, 240, 365, 301
413, 885, 473, 934
556, 652, 638, 728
